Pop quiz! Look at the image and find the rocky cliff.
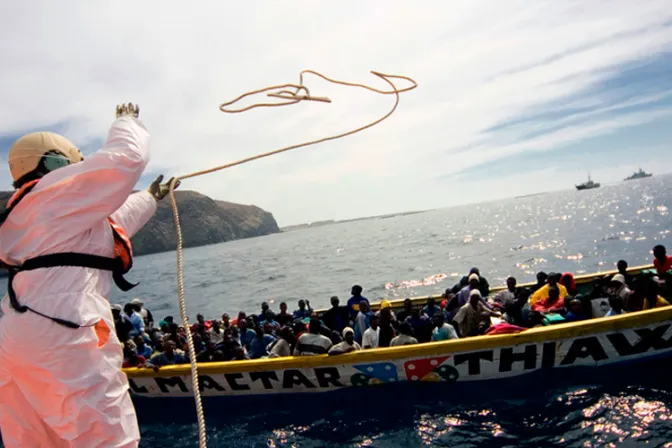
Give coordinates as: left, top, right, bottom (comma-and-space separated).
0, 190, 280, 256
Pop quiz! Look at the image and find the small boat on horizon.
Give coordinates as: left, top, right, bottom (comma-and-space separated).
575, 174, 600, 190
624, 168, 652, 181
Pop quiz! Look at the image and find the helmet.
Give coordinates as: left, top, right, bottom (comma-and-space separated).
8, 132, 83, 182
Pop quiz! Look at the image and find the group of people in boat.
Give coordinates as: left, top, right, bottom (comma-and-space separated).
115, 244, 672, 369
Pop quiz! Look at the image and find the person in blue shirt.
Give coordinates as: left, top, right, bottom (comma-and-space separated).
134, 335, 153, 359
564, 299, 585, 322
423, 297, 440, 319
407, 307, 433, 343
123, 303, 145, 338
605, 295, 626, 317
293, 299, 313, 320
431, 313, 459, 341
347, 285, 369, 319
146, 341, 188, 368
237, 319, 256, 349
248, 326, 276, 359
354, 300, 374, 344
260, 310, 281, 334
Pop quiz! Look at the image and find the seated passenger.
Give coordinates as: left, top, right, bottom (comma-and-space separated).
221, 313, 231, 329
529, 273, 568, 305
563, 299, 584, 322
218, 331, 244, 360
610, 274, 632, 303
423, 297, 441, 319
196, 341, 228, 363
329, 327, 362, 355
292, 299, 313, 320
122, 340, 146, 368
431, 313, 459, 341
489, 277, 518, 309
560, 272, 577, 296
643, 285, 671, 310
396, 298, 414, 322
605, 295, 626, 317
260, 310, 280, 332
248, 326, 276, 359
208, 320, 225, 345
237, 319, 256, 349
406, 307, 433, 343
146, 341, 188, 368
617, 260, 634, 289
465, 267, 490, 297
294, 319, 333, 355
530, 271, 548, 293
454, 290, 499, 337
448, 274, 491, 321
362, 315, 380, 349
275, 302, 294, 327
134, 334, 153, 359
531, 286, 566, 314
268, 327, 294, 358
653, 245, 672, 277
257, 302, 270, 322
390, 322, 419, 346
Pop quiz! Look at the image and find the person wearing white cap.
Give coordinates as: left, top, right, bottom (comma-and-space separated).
610, 273, 632, 305
328, 327, 362, 355
453, 289, 500, 337
131, 297, 154, 327
447, 273, 492, 321
0, 103, 179, 447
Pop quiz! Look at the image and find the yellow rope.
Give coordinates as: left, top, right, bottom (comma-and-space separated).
168, 70, 417, 448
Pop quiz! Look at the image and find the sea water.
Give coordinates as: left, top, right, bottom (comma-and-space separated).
3, 176, 672, 447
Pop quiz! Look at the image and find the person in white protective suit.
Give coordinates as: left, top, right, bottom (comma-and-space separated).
0, 103, 179, 447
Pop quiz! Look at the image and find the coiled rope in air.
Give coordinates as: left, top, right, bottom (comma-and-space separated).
168, 70, 417, 448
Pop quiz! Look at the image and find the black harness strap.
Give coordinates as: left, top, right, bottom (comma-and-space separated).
1, 184, 138, 329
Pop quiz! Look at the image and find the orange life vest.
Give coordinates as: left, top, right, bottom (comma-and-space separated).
0, 179, 138, 329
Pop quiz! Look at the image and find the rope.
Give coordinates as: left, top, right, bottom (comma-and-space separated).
168, 70, 417, 448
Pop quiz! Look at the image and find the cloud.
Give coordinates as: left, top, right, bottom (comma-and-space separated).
1, 0, 672, 225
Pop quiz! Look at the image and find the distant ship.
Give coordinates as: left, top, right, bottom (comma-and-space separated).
624, 168, 652, 181
576, 174, 600, 190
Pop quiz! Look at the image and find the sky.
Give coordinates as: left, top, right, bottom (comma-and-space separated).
1, 1, 672, 226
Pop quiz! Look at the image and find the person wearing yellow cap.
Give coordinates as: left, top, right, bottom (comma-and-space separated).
0, 103, 179, 447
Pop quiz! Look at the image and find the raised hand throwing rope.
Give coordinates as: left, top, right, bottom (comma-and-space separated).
168, 70, 417, 448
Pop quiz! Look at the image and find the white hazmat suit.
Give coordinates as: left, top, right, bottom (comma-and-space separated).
0, 114, 156, 447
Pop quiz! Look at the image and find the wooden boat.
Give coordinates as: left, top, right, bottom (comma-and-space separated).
125, 264, 672, 401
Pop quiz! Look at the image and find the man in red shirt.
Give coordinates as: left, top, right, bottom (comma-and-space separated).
653, 245, 672, 276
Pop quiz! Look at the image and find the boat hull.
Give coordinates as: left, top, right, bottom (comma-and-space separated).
575, 184, 600, 190
126, 308, 672, 400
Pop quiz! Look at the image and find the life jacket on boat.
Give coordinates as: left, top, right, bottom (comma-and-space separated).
0, 178, 137, 329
